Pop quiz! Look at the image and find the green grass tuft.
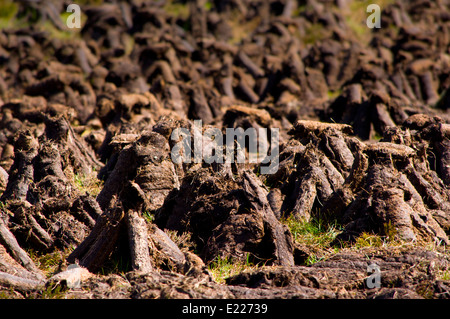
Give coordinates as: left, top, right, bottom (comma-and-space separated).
283, 215, 342, 249
163, 0, 190, 19
208, 254, 258, 284
73, 171, 103, 197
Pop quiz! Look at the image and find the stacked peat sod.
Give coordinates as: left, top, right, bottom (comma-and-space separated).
0, 0, 449, 298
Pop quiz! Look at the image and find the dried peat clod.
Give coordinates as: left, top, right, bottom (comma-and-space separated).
126, 209, 153, 274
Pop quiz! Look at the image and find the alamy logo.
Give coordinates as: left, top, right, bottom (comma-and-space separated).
366, 263, 381, 288
66, 4, 81, 29
366, 4, 381, 29
66, 263, 81, 288
170, 120, 279, 174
